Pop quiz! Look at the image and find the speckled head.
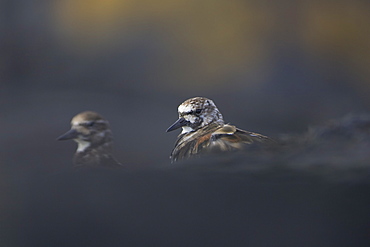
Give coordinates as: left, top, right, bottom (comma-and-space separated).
167, 97, 224, 134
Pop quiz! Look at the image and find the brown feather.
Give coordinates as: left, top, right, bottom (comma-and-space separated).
170, 123, 275, 162
58, 111, 123, 169
168, 97, 275, 162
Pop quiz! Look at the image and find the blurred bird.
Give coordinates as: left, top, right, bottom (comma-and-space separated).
57, 111, 123, 169
166, 97, 275, 162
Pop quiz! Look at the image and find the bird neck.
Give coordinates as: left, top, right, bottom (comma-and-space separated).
73, 131, 115, 166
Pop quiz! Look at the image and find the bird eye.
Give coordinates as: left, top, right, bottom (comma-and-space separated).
186, 109, 201, 115
82, 121, 94, 127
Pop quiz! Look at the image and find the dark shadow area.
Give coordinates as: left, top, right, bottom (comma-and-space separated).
4, 164, 370, 247
3, 115, 370, 247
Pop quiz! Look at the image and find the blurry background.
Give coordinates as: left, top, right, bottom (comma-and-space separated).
1, 1, 370, 246
1, 0, 370, 171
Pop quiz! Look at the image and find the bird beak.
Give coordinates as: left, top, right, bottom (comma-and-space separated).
166, 117, 188, 132
57, 129, 79, 141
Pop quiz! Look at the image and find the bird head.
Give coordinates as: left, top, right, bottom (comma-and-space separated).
166, 97, 224, 134
57, 111, 111, 152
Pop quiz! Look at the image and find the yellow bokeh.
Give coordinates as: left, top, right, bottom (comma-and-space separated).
302, 1, 370, 93
52, 0, 370, 92
53, 0, 275, 89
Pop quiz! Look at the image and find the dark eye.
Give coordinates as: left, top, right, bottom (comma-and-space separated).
195, 109, 202, 114
82, 121, 94, 127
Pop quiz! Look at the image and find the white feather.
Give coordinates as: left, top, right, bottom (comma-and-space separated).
181, 126, 194, 134
178, 104, 195, 114
75, 139, 91, 152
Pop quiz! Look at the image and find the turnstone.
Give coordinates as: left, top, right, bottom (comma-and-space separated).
166, 97, 275, 162
57, 111, 123, 169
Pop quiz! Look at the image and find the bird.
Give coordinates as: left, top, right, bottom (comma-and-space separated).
57, 111, 123, 169
166, 97, 275, 162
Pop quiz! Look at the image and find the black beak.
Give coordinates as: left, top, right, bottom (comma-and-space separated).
57, 129, 79, 141
166, 118, 188, 132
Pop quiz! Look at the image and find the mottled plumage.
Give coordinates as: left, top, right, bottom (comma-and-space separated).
57, 111, 123, 169
167, 97, 275, 162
